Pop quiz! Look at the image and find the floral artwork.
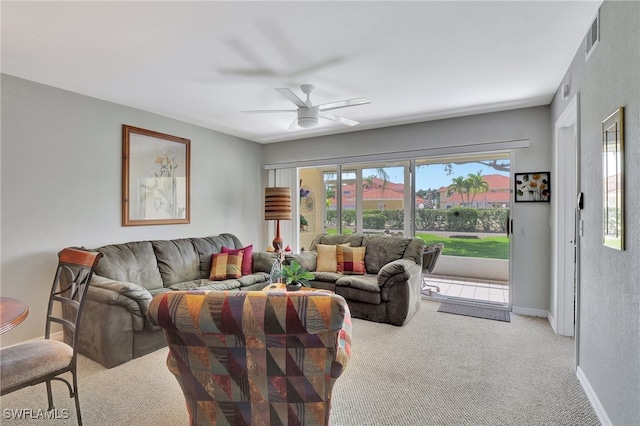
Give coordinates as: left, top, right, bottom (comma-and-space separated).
122, 125, 190, 226
514, 172, 550, 202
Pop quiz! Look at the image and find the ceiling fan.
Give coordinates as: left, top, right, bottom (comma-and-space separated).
242, 84, 371, 129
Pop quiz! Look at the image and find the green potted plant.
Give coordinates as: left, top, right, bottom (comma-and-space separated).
273, 260, 314, 291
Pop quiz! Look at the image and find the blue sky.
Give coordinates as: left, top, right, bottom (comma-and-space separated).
364, 161, 510, 191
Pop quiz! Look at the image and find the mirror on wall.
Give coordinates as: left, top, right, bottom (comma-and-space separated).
602, 107, 625, 250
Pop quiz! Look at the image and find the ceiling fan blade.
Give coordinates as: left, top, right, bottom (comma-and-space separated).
275, 88, 308, 108
241, 109, 296, 114
288, 56, 345, 78
318, 97, 371, 112
320, 112, 359, 127
287, 118, 299, 130
219, 68, 279, 77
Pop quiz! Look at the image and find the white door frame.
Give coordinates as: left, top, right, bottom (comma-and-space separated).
552, 94, 579, 338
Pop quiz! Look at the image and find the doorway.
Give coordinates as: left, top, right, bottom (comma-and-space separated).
553, 95, 579, 338
415, 153, 511, 308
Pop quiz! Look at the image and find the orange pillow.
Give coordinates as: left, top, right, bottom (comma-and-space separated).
209, 252, 243, 280
336, 246, 366, 275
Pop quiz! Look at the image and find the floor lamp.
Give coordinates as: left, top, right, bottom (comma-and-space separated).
264, 186, 291, 257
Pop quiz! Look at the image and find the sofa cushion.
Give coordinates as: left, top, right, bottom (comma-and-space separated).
309, 234, 363, 251
284, 251, 317, 272
313, 271, 343, 283
221, 245, 253, 275
94, 241, 163, 292
337, 246, 366, 275
335, 274, 380, 293
169, 279, 241, 291
152, 239, 201, 286
209, 252, 243, 280
237, 272, 271, 287
190, 234, 243, 278
362, 235, 411, 274
336, 286, 381, 305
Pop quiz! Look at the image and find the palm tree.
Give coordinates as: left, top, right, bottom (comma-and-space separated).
466, 171, 489, 205
447, 176, 470, 205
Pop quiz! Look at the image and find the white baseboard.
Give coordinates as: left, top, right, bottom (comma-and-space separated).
511, 306, 548, 317
576, 366, 612, 426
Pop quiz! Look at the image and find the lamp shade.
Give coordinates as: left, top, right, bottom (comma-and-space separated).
265, 187, 291, 221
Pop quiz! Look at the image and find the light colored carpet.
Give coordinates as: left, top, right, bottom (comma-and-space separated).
0, 300, 599, 425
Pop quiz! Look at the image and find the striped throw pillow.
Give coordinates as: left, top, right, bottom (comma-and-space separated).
209, 252, 243, 280
337, 246, 366, 275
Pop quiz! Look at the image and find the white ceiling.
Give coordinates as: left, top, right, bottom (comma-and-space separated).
1, 1, 601, 144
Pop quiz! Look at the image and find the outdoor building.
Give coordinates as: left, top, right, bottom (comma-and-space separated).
438, 174, 510, 209
327, 175, 509, 211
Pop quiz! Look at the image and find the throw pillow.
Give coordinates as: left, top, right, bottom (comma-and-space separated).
209, 252, 243, 280
337, 245, 367, 275
316, 244, 338, 272
316, 243, 351, 272
221, 245, 253, 275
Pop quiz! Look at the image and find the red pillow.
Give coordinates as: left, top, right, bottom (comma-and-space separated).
221, 245, 253, 275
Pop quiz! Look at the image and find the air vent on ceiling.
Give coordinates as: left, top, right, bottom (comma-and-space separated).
585, 9, 600, 60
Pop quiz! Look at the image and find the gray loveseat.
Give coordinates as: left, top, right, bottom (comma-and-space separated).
69, 234, 275, 368
286, 233, 426, 326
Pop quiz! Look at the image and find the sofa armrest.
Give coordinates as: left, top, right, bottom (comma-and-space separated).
376, 258, 416, 288
88, 275, 153, 331
252, 251, 278, 273
332, 304, 352, 379
284, 251, 318, 272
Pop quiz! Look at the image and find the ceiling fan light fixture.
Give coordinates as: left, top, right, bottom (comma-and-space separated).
297, 107, 319, 128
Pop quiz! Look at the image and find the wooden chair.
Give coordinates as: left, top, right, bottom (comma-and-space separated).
0, 248, 103, 425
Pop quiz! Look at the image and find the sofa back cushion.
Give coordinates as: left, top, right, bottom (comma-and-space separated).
152, 239, 201, 286
308, 233, 426, 274
309, 234, 364, 251
190, 234, 244, 278
362, 235, 411, 274
94, 241, 163, 292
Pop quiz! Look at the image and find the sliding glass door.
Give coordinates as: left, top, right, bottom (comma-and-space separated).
298, 153, 511, 308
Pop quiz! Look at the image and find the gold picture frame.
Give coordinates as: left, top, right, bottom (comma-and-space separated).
122, 125, 191, 226
602, 107, 624, 250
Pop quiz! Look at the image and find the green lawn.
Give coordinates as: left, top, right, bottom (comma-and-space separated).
417, 233, 509, 259
325, 229, 509, 259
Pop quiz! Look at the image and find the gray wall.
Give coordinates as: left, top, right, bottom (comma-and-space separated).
0, 74, 264, 347
264, 106, 553, 314
550, 1, 640, 424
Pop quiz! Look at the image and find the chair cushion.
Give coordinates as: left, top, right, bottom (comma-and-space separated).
0, 340, 73, 392
337, 246, 366, 275
209, 252, 243, 280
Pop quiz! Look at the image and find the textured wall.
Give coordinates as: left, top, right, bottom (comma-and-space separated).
1, 74, 264, 347
550, 1, 640, 424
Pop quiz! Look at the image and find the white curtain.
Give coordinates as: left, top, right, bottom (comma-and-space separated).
265, 167, 299, 253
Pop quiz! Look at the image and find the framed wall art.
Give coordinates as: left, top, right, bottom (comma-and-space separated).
602, 107, 624, 250
514, 172, 550, 202
122, 125, 190, 226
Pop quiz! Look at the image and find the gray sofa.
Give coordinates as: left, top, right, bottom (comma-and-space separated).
286, 233, 426, 326
68, 234, 275, 368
